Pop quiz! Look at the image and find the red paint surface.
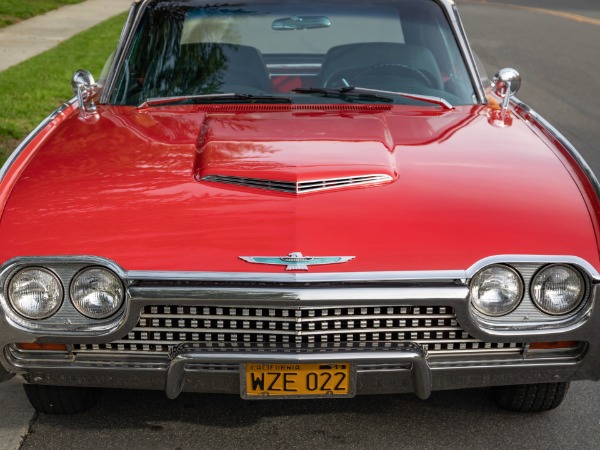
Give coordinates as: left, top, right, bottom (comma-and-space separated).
0, 103, 76, 218
1, 104, 598, 273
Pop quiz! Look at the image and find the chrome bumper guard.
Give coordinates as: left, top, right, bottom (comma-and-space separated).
165, 343, 432, 400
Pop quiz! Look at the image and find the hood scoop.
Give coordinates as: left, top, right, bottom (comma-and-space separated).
201, 173, 393, 194
194, 113, 398, 194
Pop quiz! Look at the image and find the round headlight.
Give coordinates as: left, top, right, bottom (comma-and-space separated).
70, 267, 124, 319
470, 265, 523, 316
8, 268, 63, 319
531, 265, 585, 315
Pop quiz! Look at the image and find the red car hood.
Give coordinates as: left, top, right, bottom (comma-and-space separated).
1, 104, 597, 273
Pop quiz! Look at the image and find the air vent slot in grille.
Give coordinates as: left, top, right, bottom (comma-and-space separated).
72, 305, 524, 356
201, 174, 393, 194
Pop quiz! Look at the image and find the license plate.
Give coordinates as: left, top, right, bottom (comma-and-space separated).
242, 363, 353, 399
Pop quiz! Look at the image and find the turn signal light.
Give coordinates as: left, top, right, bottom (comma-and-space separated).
529, 341, 579, 350
16, 343, 68, 351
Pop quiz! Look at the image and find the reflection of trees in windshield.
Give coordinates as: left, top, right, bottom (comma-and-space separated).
155, 42, 230, 96
125, 4, 255, 103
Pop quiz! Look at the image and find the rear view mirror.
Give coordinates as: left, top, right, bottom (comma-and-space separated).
272, 16, 331, 30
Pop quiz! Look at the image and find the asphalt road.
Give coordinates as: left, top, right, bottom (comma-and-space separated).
458, 0, 600, 176
9, 1, 600, 449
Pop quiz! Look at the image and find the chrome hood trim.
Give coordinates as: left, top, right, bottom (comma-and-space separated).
200, 174, 393, 194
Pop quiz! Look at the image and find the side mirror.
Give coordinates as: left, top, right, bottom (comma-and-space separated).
71, 69, 98, 119
492, 68, 521, 110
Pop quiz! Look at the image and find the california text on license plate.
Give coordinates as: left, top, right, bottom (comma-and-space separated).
242, 363, 353, 399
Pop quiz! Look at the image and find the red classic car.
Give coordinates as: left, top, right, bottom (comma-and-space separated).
1, 0, 598, 414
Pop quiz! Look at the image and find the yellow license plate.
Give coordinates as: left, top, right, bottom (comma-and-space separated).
243, 363, 353, 398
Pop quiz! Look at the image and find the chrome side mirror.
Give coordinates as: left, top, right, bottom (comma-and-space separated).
492, 68, 521, 111
71, 70, 98, 119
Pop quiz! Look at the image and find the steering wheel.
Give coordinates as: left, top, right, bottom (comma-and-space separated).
325, 63, 434, 90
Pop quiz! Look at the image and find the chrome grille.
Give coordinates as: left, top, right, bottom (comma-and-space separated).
73, 305, 524, 356
200, 174, 393, 194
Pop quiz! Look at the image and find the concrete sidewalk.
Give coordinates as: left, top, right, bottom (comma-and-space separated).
0, 0, 132, 73
0, 379, 33, 450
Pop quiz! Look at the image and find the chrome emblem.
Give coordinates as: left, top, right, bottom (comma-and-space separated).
240, 252, 355, 271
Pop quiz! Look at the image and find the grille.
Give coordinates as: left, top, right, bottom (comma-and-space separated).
73, 305, 524, 356
200, 174, 393, 194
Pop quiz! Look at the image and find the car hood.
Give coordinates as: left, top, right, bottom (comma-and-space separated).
0, 104, 597, 273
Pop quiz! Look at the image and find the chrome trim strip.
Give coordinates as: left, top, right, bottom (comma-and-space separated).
466, 254, 600, 280
127, 269, 466, 283
128, 255, 600, 282
127, 287, 469, 303
101, 2, 145, 103
201, 174, 394, 194
1, 256, 127, 278
2, 254, 598, 284
450, 4, 487, 104
0, 99, 75, 185
512, 97, 600, 201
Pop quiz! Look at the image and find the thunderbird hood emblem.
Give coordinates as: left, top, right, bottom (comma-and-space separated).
240, 252, 355, 271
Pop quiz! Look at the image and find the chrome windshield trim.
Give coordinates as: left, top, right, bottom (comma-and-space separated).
101, 1, 146, 104
0, 99, 75, 185
450, 4, 487, 104
512, 97, 600, 201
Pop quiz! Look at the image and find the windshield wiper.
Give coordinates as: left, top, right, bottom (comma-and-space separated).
294, 86, 453, 110
138, 93, 292, 108
292, 87, 394, 103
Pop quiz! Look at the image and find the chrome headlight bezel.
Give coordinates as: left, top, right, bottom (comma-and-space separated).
530, 264, 586, 316
469, 264, 524, 317
7, 267, 64, 320
70, 266, 125, 319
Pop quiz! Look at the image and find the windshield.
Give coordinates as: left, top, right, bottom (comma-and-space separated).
112, 0, 477, 106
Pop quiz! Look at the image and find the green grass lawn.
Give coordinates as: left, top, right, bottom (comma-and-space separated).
0, 0, 85, 28
0, 13, 127, 164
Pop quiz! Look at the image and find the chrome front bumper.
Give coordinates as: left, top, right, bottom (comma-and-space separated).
5, 343, 585, 399
165, 343, 433, 399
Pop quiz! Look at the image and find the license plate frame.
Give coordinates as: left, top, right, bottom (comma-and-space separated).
241, 362, 356, 399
